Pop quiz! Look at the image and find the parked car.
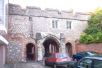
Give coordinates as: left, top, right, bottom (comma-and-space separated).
44, 52, 71, 68
72, 51, 99, 61
69, 54, 102, 68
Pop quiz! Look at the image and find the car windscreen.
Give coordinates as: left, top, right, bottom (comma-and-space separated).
57, 53, 68, 58
87, 52, 98, 55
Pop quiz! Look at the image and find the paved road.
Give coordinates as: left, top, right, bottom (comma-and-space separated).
3, 61, 70, 68
39, 61, 69, 68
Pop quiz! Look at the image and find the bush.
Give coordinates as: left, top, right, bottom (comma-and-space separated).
79, 34, 94, 43
95, 32, 102, 42
84, 28, 100, 35
79, 32, 102, 43
79, 8, 102, 44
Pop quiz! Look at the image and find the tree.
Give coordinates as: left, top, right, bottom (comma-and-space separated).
83, 28, 100, 35
79, 8, 102, 43
88, 8, 102, 30
88, 14, 100, 27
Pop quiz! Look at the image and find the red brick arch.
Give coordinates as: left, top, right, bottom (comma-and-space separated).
65, 42, 72, 57
23, 41, 36, 61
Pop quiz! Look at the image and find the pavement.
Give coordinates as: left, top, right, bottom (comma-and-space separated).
3, 60, 72, 68
3, 61, 46, 68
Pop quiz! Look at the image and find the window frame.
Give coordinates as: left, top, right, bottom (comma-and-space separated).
66, 21, 72, 29
78, 58, 93, 68
52, 20, 58, 28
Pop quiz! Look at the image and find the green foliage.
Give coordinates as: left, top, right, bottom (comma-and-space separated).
83, 28, 100, 35
91, 32, 102, 43
79, 32, 102, 43
88, 14, 100, 27
95, 32, 102, 42
79, 8, 102, 43
88, 8, 102, 28
95, 8, 102, 16
79, 34, 94, 43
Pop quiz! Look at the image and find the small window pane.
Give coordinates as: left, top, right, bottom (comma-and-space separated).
52, 20, 58, 28
52, 21, 54, 28
56, 21, 58, 28
51, 54, 54, 59
57, 53, 68, 58
67, 21, 71, 29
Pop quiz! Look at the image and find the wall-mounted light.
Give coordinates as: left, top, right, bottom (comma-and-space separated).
29, 17, 32, 21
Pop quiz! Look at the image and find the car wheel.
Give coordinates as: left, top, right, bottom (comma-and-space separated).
73, 58, 77, 62
44, 61, 48, 66
53, 64, 57, 68
67, 65, 71, 68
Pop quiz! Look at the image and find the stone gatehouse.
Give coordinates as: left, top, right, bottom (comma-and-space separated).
7, 3, 89, 63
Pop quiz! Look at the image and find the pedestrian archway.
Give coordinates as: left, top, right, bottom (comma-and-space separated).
26, 43, 36, 61
43, 38, 60, 57
65, 42, 72, 57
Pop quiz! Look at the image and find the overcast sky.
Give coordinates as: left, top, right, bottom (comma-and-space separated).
9, 0, 102, 12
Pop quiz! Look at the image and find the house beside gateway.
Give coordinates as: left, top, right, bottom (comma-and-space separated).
7, 3, 89, 63
0, 0, 8, 67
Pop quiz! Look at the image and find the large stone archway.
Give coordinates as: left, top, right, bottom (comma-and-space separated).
43, 38, 60, 57
37, 34, 61, 61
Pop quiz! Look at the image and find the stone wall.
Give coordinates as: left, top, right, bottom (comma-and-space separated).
8, 15, 31, 38
8, 14, 36, 63
8, 3, 89, 42
9, 3, 89, 21
8, 3, 89, 63
7, 40, 22, 63
76, 43, 102, 54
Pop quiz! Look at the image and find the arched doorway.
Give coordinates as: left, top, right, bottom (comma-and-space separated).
43, 38, 59, 57
26, 43, 36, 61
65, 43, 72, 57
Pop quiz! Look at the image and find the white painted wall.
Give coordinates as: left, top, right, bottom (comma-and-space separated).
0, 45, 6, 67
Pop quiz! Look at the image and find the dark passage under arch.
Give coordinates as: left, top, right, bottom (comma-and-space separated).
26, 43, 36, 61
43, 38, 59, 57
65, 43, 72, 57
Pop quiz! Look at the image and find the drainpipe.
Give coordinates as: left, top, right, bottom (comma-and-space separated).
29, 16, 38, 61
29, 16, 33, 37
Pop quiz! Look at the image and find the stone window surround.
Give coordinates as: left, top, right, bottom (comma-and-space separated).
66, 21, 72, 29
52, 20, 58, 28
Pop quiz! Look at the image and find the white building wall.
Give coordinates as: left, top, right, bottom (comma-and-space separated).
0, 0, 8, 66
0, 45, 6, 67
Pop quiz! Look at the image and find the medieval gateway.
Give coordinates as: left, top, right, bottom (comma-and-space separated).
7, 3, 89, 63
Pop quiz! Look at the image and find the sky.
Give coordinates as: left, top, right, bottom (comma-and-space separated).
9, 0, 102, 12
